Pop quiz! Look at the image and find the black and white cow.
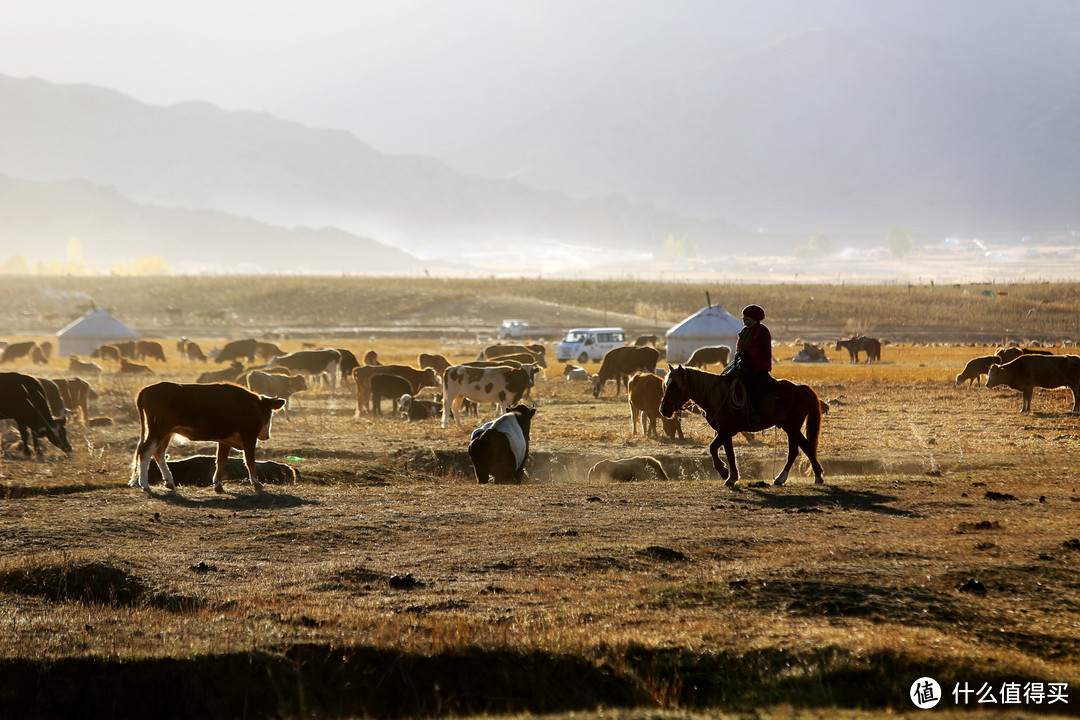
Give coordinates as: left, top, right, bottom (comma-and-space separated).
467, 404, 537, 484
441, 364, 540, 428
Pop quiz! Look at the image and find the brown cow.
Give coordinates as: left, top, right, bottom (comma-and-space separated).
995, 346, 1053, 364
0, 373, 72, 456
196, 361, 244, 383
91, 344, 121, 362
135, 340, 167, 362
1, 341, 36, 364
30, 345, 48, 365
477, 344, 547, 368
119, 358, 154, 375
686, 345, 731, 369
627, 372, 682, 438
254, 341, 284, 361
986, 354, 1080, 413
588, 457, 670, 482
52, 377, 95, 425
363, 350, 381, 366
215, 338, 259, 364
336, 348, 360, 386
369, 374, 414, 415
177, 339, 208, 363
68, 355, 103, 376
131, 382, 285, 493
352, 365, 439, 415
418, 353, 452, 377
268, 349, 340, 389
591, 346, 661, 398
955, 355, 1000, 386
246, 371, 308, 421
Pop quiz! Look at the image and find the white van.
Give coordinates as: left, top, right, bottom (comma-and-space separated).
556, 327, 626, 364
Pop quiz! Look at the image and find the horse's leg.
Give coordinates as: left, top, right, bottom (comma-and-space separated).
791, 426, 826, 484
773, 428, 799, 486
708, 434, 730, 482
723, 436, 740, 487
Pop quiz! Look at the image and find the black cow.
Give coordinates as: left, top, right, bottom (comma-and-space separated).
0, 372, 72, 457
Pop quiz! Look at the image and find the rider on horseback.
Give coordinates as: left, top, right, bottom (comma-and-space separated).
730, 304, 778, 430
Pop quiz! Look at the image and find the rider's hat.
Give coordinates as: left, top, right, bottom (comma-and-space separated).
742, 304, 766, 322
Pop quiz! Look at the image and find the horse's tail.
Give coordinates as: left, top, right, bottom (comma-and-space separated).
803, 385, 822, 454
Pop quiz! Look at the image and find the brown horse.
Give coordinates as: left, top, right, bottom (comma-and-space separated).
659, 365, 825, 487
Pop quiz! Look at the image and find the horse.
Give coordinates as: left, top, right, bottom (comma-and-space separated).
659, 365, 825, 487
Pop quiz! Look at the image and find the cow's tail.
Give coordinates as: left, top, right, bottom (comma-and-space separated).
129, 389, 147, 487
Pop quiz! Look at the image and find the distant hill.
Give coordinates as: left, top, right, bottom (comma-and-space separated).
448, 16, 1080, 242
0, 75, 748, 265
0, 173, 429, 274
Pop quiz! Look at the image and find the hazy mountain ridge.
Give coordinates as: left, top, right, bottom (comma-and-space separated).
0, 75, 747, 267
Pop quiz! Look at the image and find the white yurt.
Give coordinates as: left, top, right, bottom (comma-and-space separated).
56, 307, 141, 357
665, 304, 744, 364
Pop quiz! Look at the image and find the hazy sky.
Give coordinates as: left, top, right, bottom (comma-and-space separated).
1, 0, 910, 155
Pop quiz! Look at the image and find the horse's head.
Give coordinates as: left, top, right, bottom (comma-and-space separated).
660, 365, 689, 418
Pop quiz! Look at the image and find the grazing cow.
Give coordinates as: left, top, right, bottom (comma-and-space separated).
441, 364, 540, 428
835, 336, 881, 363
269, 349, 341, 389
398, 394, 442, 422
591, 346, 661, 398
627, 372, 682, 438
246, 371, 308, 421
1, 341, 36, 364
253, 341, 284, 361
995, 346, 1053, 364
686, 345, 731, 369
634, 335, 660, 347
956, 356, 1000, 386
587, 457, 670, 483
0, 372, 72, 456
177, 338, 208, 363
91, 344, 121, 362
113, 341, 138, 358
146, 455, 297, 487
52, 377, 95, 425
363, 350, 381, 366
985, 354, 1080, 413
336, 348, 360, 385
35, 377, 70, 422
215, 338, 259, 364
131, 382, 286, 493
68, 355, 103, 376
135, 340, 167, 362
477, 344, 547, 368
38, 341, 53, 361
352, 365, 440, 415
468, 404, 537, 484
562, 364, 590, 381
30, 345, 48, 365
418, 353, 452, 377
197, 361, 244, 384
370, 374, 414, 415
119, 358, 154, 375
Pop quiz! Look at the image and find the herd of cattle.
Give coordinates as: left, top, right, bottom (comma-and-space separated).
1, 333, 1079, 491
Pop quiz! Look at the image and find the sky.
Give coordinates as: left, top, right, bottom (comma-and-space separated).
0, 0, 905, 156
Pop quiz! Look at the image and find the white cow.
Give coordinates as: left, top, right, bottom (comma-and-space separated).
441, 364, 540, 428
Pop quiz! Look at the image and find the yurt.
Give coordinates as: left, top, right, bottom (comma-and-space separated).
665, 304, 743, 364
56, 307, 140, 357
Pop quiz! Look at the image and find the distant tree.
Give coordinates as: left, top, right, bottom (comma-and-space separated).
662, 234, 698, 259
794, 233, 832, 259
887, 227, 915, 259
110, 256, 171, 276
0, 254, 28, 275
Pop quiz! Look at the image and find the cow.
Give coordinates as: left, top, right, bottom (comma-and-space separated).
363, 350, 381, 366
35, 377, 70, 422
252, 341, 283, 361
135, 340, 167, 362
836, 336, 881, 363
477, 344, 547, 368
587, 457, 671, 483
146, 455, 298, 487
113, 341, 138, 358
628, 372, 682, 438
336, 348, 360, 386
352, 365, 440, 415
130, 382, 286, 493
633, 335, 660, 347
1, 341, 37, 364
370, 374, 414, 415
68, 355, 103, 376
468, 404, 537, 484
398, 394, 442, 422
0, 372, 72, 457
686, 345, 731, 369
37, 341, 53, 361
91, 344, 121, 362
30, 345, 48, 365
418, 353, 452, 377
119, 358, 154, 375
996, 346, 1053, 364
562, 364, 590, 382
197, 361, 244, 384
215, 338, 259, 364
246, 371, 308, 421
956, 355, 1000, 386
52, 377, 95, 425
441, 364, 540, 428
985, 354, 1080, 413
591, 346, 661, 398
177, 338, 208, 363
268, 349, 341, 390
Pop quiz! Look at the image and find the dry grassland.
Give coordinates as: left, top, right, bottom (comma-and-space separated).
1, 329, 1079, 719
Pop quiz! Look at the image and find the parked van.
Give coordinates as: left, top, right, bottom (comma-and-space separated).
556, 327, 626, 364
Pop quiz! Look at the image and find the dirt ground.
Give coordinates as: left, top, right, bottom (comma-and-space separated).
1, 338, 1079, 719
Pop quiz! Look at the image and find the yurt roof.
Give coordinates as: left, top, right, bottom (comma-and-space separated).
56, 307, 140, 339
665, 305, 743, 338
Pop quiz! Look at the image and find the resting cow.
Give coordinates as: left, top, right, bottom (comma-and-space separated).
588, 457, 671, 482
68, 355, 103, 376
985, 354, 1080, 413
441, 364, 540, 428
468, 404, 537, 484
0, 372, 72, 457
955, 355, 1000, 386
147, 455, 297, 486
591, 346, 660, 398
197, 361, 244, 384
119, 358, 154, 375
562, 364, 590, 382
398, 394, 442, 422
131, 382, 286, 493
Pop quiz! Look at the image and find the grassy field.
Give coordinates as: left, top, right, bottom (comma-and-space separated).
1, 278, 1079, 719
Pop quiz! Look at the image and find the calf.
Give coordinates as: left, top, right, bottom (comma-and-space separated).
591, 346, 660, 398
398, 394, 442, 422
370, 374, 414, 415
562, 363, 590, 381
441, 364, 540, 428
588, 457, 670, 482
468, 404, 537, 484
986, 354, 1080, 413
246, 371, 308, 421
268, 349, 341, 390
353, 365, 440, 415
956, 355, 1000, 386
131, 382, 286, 493
627, 372, 682, 438
0, 372, 72, 456
197, 361, 244, 384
